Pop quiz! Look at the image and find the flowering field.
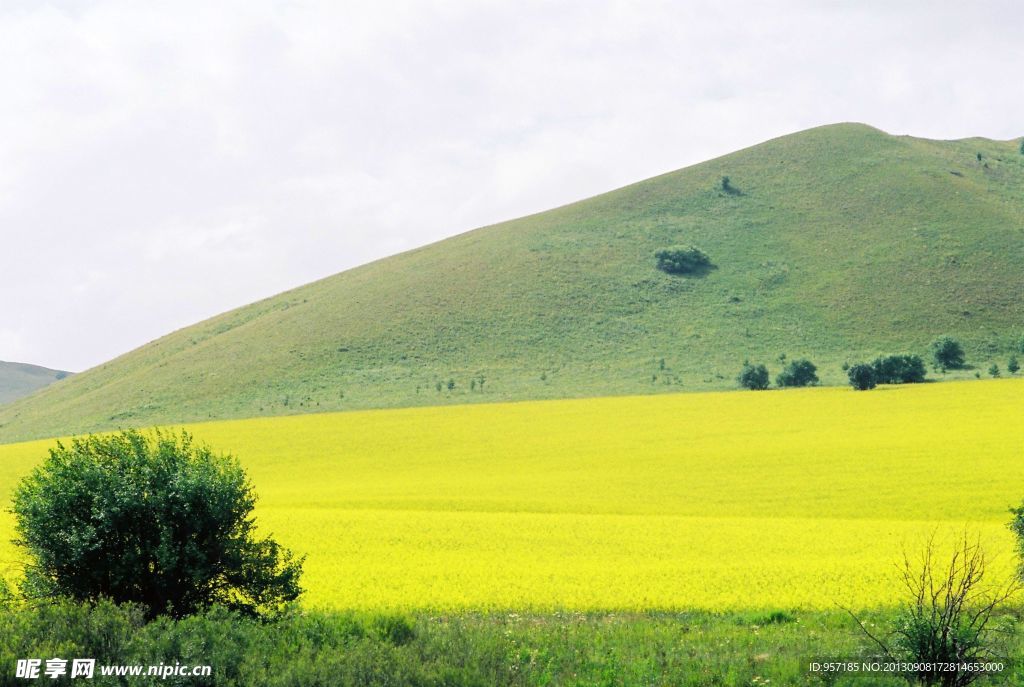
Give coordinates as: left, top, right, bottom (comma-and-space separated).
1, 378, 1021, 610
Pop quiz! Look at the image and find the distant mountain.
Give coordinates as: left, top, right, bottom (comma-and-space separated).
0, 361, 72, 406
1, 123, 1023, 442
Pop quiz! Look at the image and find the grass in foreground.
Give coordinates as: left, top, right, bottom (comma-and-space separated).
1, 379, 1022, 611
9, 602, 1023, 686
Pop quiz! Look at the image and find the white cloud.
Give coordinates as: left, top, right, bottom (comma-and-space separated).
0, 0, 1021, 370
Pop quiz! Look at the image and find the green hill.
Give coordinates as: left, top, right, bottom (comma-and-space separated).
0, 362, 72, 406
2, 123, 1022, 442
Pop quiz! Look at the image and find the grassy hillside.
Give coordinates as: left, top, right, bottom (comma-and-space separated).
0, 361, 71, 406
1, 123, 1023, 441
2, 379, 1022, 610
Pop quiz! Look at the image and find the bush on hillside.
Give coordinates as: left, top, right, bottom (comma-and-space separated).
12, 430, 304, 619
737, 362, 770, 390
1009, 356, 1020, 374
930, 336, 965, 371
655, 246, 711, 275
775, 359, 818, 388
847, 364, 876, 390
720, 176, 741, 195
870, 354, 927, 384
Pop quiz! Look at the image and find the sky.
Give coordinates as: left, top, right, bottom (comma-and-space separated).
1, 0, 1022, 372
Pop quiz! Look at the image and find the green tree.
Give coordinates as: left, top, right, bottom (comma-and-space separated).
12, 430, 303, 619
847, 363, 876, 390
1008, 355, 1020, 374
737, 362, 769, 390
775, 359, 818, 388
930, 336, 965, 371
988, 363, 1000, 378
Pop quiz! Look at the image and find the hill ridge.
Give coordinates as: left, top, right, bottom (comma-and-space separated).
2, 122, 1023, 442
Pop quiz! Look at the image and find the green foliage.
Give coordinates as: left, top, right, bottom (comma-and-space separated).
370, 613, 416, 646
989, 363, 1000, 378
851, 536, 1020, 687
847, 364, 876, 390
775, 359, 818, 388
870, 354, 926, 384
737, 362, 770, 390
931, 336, 966, 370
720, 176, 741, 195
12, 430, 304, 619
654, 245, 711, 275
1009, 356, 1020, 374
0, 602, 930, 687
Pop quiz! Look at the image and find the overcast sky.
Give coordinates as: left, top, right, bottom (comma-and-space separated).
1, 0, 1022, 372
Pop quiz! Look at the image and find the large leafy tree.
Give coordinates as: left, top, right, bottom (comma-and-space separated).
13, 430, 303, 619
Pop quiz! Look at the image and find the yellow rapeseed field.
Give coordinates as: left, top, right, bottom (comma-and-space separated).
0, 379, 1021, 611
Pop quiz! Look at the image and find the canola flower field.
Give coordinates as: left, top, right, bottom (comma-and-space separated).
0, 378, 1021, 611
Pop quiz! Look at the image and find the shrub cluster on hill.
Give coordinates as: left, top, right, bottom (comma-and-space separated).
775, 359, 818, 388
654, 245, 711, 275
737, 362, 770, 390
870, 354, 926, 384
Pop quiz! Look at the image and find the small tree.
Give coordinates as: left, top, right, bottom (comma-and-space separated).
654, 246, 711, 275
849, 534, 1019, 687
1008, 356, 1020, 374
931, 336, 966, 371
988, 363, 1000, 378
775, 359, 818, 388
737, 362, 770, 390
12, 430, 304, 619
847, 363, 876, 390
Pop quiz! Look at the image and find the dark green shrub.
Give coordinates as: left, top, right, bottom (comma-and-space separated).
847, 364, 876, 390
930, 336, 965, 370
720, 176, 741, 195
655, 245, 711, 275
737, 362, 770, 390
755, 610, 797, 625
1009, 356, 1020, 374
12, 430, 304, 619
989, 363, 1000, 378
370, 613, 416, 646
775, 359, 818, 388
870, 354, 926, 384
